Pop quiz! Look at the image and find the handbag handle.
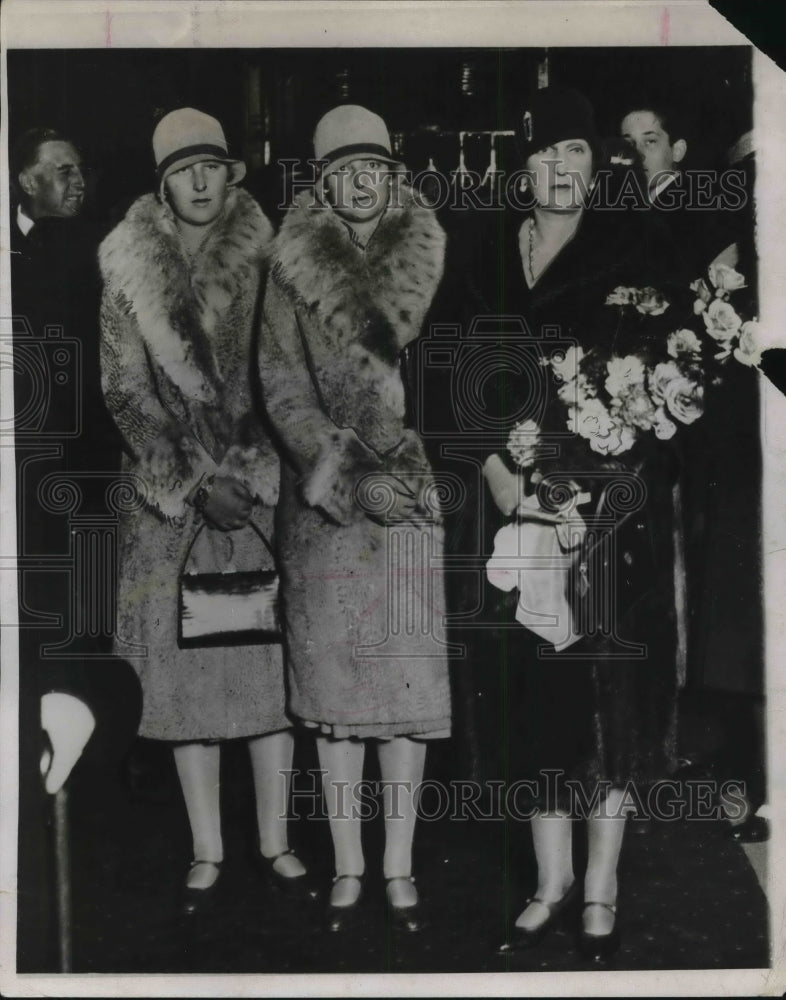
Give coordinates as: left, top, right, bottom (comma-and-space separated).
180, 517, 276, 576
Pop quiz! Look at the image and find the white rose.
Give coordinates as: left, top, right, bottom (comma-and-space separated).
702, 299, 742, 345
612, 384, 658, 431
663, 376, 704, 424
690, 277, 713, 304
653, 407, 678, 440
708, 262, 746, 294
575, 397, 615, 440
649, 361, 683, 404
667, 328, 703, 360
605, 355, 647, 399
649, 361, 704, 424
575, 399, 636, 456
606, 287, 637, 307
588, 422, 636, 456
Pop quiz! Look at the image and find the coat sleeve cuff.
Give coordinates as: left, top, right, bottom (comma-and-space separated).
216, 442, 280, 508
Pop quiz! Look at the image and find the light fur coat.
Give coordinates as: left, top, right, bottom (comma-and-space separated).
99, 186, 278, 521
98, 188, 290, 742
262, 184, 447, 522
258, 184, 452, 737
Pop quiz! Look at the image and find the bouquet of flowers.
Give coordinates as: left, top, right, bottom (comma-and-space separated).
691, 261, 769, 367
507, 262, 759, 470
488, 260, 764, 649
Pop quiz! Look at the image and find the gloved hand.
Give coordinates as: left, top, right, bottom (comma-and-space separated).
483, 453, 525, 517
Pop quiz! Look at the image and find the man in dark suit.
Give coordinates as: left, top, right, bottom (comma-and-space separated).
619, 101, 738, 279
11, 127, 141, 971
618, 106, 770, 843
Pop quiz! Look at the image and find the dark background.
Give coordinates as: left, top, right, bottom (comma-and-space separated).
8, 46, 752, 225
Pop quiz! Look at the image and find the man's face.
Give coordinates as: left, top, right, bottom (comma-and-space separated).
620, 110, 685, 185
19, 140, 85, 219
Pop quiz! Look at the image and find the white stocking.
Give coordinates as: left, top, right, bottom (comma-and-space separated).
584, 787, 627, 934
515, 811, 574, 930
248, 729, 304, 877
316, 735, 366, 878
173, 742, 222, 888
377, 737, 426, 881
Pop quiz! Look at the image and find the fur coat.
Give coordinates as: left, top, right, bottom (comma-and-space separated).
99, 187, 290, 741
258, 185, 452, 737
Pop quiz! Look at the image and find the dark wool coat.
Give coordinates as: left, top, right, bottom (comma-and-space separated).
258, 186, 452, 738
442, 205, 682, 803
99, 187, 290, 741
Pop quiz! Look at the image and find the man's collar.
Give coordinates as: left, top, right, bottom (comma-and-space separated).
16, 204, 35, 237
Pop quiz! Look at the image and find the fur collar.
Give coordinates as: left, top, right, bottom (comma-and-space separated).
270, 184, 445, 361
99, 187, 273, 403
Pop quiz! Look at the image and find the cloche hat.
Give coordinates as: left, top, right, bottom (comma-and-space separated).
313, 104, 402, 177
153, 107, 246, 196
517, 87, 601, 161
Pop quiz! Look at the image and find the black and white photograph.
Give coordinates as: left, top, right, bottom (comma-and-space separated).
2, 1, 786, 995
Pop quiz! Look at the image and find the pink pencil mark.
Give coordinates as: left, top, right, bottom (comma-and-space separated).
660, 6, 670, 46
105, 10, 113, 47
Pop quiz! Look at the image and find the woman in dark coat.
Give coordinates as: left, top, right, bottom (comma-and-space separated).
99, 109, 308, 912
469, 89, 683, 960
259, 105, 450, 929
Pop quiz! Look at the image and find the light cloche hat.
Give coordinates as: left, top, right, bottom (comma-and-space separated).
313, 104, 401, 177
153, 107, 246, 196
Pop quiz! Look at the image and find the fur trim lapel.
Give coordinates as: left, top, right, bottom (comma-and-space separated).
270, 185, 445, 359
99, 188, 273, 402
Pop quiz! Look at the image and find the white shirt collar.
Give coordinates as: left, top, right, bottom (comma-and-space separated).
16, 204, 35, 237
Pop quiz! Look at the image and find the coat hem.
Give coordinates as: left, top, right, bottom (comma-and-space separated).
300, 716, 451, 740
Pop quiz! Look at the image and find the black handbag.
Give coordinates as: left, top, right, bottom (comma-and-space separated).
178, 520, 282, 648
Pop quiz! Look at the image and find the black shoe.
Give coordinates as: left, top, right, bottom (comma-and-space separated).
577, 901, 620, 962
385, 876, 421, 933
729, 815, 769, 843
256, 848, 319, 899
326, 874, 365, 932
180, 860, 222, 917
498, 881, 580, 954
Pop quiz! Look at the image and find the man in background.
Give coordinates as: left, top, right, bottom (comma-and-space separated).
620, 100, 739, 278
10, 127, 141, 970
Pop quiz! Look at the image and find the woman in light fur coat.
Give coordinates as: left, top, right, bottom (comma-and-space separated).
99, 109, 310, 912
259, 105, 451, 930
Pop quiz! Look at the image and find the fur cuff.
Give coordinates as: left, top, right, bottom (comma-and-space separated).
218, 442, 280, 508
302, 428, 382, 525
383, 429, 432, 477
382, 430, 442, 520
136, 434, 217, 521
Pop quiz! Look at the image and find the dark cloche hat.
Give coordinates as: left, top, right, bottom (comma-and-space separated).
517, 87, 601, 160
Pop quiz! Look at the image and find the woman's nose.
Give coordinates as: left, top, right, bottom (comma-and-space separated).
192, 167, 207, 191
